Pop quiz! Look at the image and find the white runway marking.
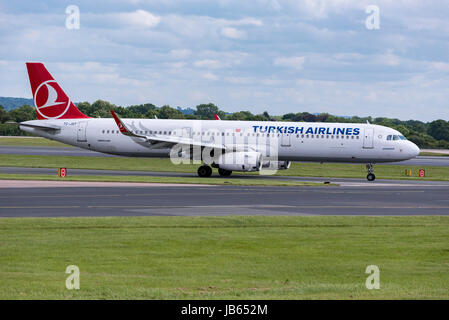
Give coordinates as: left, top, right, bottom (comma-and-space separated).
0, 180, 214, 188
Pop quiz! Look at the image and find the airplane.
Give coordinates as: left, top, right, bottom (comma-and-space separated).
17, 62, 420, 181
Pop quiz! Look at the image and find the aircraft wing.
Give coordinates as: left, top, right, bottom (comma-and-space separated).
110, 110, 226, 150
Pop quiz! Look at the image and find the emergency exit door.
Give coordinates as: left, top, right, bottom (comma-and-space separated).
77, 121, 88, 142
363, 128, 374, 149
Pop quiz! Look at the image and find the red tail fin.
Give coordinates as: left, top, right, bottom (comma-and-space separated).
26, 62, 90, 120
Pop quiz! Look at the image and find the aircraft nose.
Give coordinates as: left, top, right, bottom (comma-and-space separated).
408, 141, 420, 158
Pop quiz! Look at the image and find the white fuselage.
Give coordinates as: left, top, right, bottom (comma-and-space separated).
20, 118, 420, 164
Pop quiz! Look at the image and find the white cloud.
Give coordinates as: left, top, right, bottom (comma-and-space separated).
274, 56, 306, 70
223, 17, 263, 27
117, 10, 161, 28
194, 59, 223, 69
170, 49, 192, 59
202, 72, 219, 80
376, 51, 400, 67
221, 27, 246, 39
430, 62, 449, 72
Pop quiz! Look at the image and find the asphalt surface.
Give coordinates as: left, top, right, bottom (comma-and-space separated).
1, 181, 449, 217
1, 145, 449, 166
1, 145, 448, 218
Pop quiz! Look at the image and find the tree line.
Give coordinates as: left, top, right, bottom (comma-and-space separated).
1, 100, 448, 149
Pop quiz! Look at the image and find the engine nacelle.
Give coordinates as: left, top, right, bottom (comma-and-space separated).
217, 152, 262, 172
262, 160, 291, 170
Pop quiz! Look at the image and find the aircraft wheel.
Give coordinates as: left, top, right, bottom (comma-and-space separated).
218, 168, 232, 177
198, 165, 212, 177
367, 173, 376, 181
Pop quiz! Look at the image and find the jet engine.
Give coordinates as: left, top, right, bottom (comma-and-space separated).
217, 151, 262, 172
262, 160, 291, 170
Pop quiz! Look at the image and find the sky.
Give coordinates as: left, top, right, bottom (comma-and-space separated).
0, 0, 448, 121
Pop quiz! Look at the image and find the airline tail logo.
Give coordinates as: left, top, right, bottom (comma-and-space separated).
34, 81, 71, 119
26, 62, 90, 120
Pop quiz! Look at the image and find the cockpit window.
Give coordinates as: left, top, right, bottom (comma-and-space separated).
387, 134, 406, 141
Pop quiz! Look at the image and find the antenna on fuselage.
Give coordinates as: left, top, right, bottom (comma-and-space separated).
366, 120, 370, 124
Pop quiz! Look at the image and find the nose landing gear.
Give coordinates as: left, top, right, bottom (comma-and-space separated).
366, 163, 375, 181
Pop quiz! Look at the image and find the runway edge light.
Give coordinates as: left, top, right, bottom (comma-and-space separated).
419, 169, 425, 178
58, 168, 67, 178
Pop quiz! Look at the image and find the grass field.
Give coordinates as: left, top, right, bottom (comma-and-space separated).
0, 137, 69, 147
0, 153, 448, 181
0, 216, 448, 299
419, 152, 449, 157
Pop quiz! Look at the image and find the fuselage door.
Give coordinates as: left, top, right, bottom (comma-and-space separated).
182, 127, 191, 139
77, 121, 88, 142
363, 127, 374, 149
281, 134, 291, 147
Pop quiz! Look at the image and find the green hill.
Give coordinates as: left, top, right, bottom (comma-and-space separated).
0, 97, 34, 111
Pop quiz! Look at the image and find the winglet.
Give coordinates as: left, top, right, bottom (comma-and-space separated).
214, 113, 221, 120
110, 110, 129, 134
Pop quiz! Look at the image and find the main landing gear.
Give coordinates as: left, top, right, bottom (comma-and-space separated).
366, 163, 375, 181
218, 168, 232, 177
197, 165, 212, 177
197, 165, 233, 177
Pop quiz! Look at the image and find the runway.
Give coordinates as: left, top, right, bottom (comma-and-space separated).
1, 145, 449, 166
1, 179, 449, 217
1, 144, 448, 218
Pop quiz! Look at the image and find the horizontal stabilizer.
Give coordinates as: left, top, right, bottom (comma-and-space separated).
8, 121, 61, 131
